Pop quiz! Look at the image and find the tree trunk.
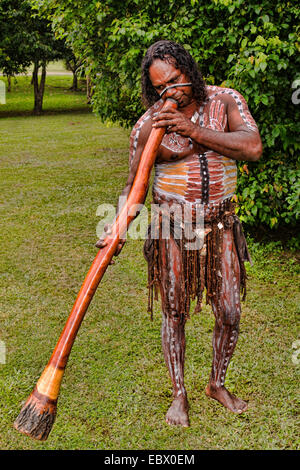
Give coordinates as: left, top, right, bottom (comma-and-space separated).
32, 61, 47, 115
71, 71, 78, 91
7, 76, 11, 92
86, 75, 93, 104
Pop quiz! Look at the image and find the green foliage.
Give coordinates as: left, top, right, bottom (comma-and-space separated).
236, 158, 300, 230
0, 0, 74, 113
0, 0, 32, 76
0, 0, 66, 75
30, 0, 299, 234
221, 1, 300, 231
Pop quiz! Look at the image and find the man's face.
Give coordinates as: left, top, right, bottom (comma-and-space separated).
149, 58, 194, 108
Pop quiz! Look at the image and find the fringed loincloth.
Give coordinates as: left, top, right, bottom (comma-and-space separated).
143, 197, 252, 321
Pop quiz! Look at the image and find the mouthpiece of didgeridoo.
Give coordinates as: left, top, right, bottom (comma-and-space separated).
14, 97, 178, 441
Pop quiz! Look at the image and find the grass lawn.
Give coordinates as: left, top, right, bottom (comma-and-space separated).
0, 75, 299, 450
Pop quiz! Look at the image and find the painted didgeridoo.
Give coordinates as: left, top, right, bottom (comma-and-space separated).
13, 98, 178, 441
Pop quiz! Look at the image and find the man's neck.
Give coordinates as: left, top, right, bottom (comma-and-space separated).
179, 99, 198, 117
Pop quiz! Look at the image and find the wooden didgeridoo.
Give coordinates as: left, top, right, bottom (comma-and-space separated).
14, 97, 178, 441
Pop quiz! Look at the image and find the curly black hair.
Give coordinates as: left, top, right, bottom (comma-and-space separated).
141, 40, 207, 108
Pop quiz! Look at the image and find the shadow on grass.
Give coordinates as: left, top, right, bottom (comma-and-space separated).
0, 106, 92, 119
244, 223, 300, 253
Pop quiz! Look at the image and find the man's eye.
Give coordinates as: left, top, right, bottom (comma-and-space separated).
171, 76, 181, 84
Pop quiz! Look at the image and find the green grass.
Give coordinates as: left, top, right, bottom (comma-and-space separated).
0, 76, 299, 450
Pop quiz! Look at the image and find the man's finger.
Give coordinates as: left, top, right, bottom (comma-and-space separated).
153, 111, 178, 121
115, 240, 125, 256
95, 240, 107, 248
152, 120, 176, 128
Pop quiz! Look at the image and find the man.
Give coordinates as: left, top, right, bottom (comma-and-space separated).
96, 40, 262, 427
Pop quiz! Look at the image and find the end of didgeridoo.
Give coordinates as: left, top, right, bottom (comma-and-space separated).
14, 388, 57, 441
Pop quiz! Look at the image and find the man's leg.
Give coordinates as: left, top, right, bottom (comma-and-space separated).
159, 236, 190, 427
205, 228, 248, 413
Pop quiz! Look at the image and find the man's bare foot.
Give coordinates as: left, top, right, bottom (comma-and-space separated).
205, 384, 248, 414
165, 396, 190, 427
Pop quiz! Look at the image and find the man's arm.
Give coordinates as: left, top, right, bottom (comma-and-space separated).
190, 97, 263, 161
117, 116, 153, 212
152, 95, 263, 162
96, 116, 153, 252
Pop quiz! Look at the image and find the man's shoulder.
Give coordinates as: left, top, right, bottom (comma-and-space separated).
205, 85, 257, 131
131, 100, 162, 134
205, 85, 247, 104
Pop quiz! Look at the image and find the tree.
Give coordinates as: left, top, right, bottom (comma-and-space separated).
0, 1, 32, 90
63, 50, 84, 91
0, 0, 70, 114
31, 0, 300, 234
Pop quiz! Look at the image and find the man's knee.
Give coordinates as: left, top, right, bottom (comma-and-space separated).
161, 289, 187, 323
162, 309, 185, 325
213, 300, 241, 327
224, 302, 241, 326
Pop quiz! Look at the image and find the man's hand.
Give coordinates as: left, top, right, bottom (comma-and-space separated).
95, 224, 125, 263
203, 99, 227, 132
152, 108, 197, 137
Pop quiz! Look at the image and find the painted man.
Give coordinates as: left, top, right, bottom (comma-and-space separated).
96, 40, 262, 427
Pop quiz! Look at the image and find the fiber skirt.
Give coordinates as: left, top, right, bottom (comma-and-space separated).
143, 197, 252, 320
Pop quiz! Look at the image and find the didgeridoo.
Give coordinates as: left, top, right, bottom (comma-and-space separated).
14, 98, 178, 441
